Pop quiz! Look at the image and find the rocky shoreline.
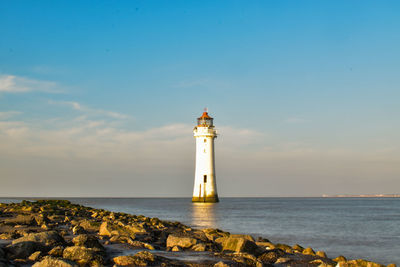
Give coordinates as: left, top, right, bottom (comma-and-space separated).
0, 200, 396, 267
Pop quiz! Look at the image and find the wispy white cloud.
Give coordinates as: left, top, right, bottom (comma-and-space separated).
49, 100, 130, 120
0, 113, 399, 197
0, 74, 62, 94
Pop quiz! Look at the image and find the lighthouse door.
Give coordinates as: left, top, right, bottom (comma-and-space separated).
203, 175, 207, 202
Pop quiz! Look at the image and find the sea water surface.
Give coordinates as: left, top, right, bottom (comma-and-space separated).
2, 197, 399, 265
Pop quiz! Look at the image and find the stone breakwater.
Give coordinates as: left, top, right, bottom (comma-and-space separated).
0, 200, 396, 267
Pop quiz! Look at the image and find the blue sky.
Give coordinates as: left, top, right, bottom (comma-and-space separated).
0, 1, 399, 197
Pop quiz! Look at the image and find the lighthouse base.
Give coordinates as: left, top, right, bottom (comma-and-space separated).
192, 195, 219, 203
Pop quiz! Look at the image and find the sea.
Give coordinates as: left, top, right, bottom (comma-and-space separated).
1, 197, 399, 265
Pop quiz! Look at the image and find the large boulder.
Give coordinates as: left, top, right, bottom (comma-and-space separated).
99, 221, 132, 237
99, 221, 147, 238
257, 249, 286, 264
72, 234, 104, 251
63, 246, 104, 266
78, 219, 100, 232
98, 221, 113, 236
12, 230, 65, 247
202, 228, 229, 242
4, 214, 36, 226
122, 222, 148, 235
166, 234, 198, 249
221, 237, 262, 255
112, 251, 161, 266
32, 256, 78, 267
230, 234, 255, 242
5, 241, 44, 259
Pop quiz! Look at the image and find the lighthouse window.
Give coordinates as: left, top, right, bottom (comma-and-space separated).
204, 175, 207, 183
204, 139, 207, 143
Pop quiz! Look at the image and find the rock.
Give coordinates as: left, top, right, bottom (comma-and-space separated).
215, 236, 228, 245
275, 257, 291, 264
6, 241, 44, 259
99, 220, 144, 238
292, 244, 304, 252
231, 252, 262, 266
166, 234, 198, 249
48, 246, 64, 257
230, 234, 255, 242
124, 223, 148, 234
0, 232, 18, 239
32, 256, 78, 267
113, 251, 157, 266
79, 219, 100, 232
256, 241, 275, 249
28, 251, 42, 261
214, 261, 230, 267
127, 240, 155, 250
72, 234, 104, 250
257, 237, 270, 242
72, 225, 87, 235
302, 247, 316, 255
191, 243, 207, 251
258, 249, 286, 264
99, 221, 119, 236
387, 264, 397, 267
333, 255, 347, 262
221, 236, 262, 255
34, 215, 49, 226
275, 243, 294, 253
310, 259, 333, 266
202, 228, 229, 242
12, 230, 65, 247
172, 246, 182, 251
316, 250, 327, 258
48, 215, 65, 223
63, 246, 104, 266
343, 259, 385, 267
4, 214, 36, 226
113, 255, 142, 266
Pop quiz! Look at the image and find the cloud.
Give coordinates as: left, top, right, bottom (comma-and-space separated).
0, 74, 62, 94
0, 113, 399, 197
49, 100, 130, 120
0, 111, 21, 120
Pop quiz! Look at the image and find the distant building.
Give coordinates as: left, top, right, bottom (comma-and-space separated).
192, 109, 219, 203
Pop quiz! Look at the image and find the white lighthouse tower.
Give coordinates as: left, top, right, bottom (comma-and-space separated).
192, 109, 219, 203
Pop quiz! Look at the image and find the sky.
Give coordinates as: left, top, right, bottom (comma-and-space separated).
0, 0, 399, 197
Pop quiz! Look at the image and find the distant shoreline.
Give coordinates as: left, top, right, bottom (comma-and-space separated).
322, 194, 400, 198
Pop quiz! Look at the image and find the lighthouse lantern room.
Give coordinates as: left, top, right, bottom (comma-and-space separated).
192, 109, 219, 203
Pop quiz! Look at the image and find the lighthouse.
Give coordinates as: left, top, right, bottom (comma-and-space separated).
192, 109, 219, 203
